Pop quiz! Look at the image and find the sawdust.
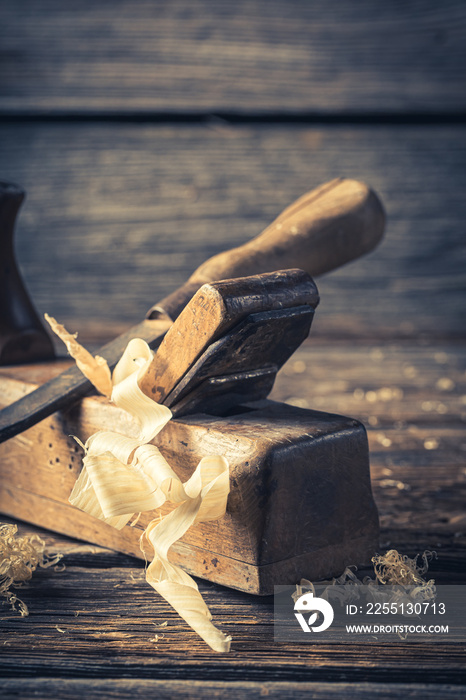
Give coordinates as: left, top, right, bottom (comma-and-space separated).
0, 523, 62, 616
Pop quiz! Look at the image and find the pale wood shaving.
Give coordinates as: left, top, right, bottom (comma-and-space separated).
46, 323, 231, 652
44, 314, 113, 398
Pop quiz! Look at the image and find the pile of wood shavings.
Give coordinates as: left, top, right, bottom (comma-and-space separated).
294, 549, 437, 604
0, 522, 63, 616
372, 549, 436, 588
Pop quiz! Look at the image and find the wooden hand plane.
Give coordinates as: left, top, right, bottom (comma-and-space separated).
0, 270, 379, 594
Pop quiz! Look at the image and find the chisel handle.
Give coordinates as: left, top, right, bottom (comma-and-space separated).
149, 178, 385, 321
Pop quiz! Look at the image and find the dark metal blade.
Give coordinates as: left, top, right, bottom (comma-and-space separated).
0, 318, 170, 444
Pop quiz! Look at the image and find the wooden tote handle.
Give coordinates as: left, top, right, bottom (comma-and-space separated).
149, 178, 385, 321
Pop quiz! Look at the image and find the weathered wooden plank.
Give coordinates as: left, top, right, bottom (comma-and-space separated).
274, 342, 466, 424
2, 679, 466, 700
0, 645, 465, 685
0, 561, 465, 666
0, 510, 464, 691
0, 124, 465, 339
0, 0, 465, 114
0, 557, 465, 682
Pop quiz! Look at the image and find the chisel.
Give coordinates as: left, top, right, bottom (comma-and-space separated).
0, 177, 385, 444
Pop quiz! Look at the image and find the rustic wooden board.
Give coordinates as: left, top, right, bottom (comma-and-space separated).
0, 0, 465, 114
0, 123, 465, 339
0, 549, 464, 684
2, 679, 466, 700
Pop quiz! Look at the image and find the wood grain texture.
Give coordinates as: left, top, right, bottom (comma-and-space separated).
0, 341, 465, 694
0, 0, 465, 114
0, 123, 464, 340
0, 554, 464, 682
3, 679, 466, 700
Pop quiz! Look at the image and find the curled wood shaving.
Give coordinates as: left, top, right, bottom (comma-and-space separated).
294, 549, 437, 635
372, 549, 436, 588
44, 314, 113, 398
142, 455, 231, 652
49, 320, 231, 652
0, 523, 62, 616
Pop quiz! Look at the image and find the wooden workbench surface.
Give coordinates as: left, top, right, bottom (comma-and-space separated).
1, 1, 465, 697
1, 338, 465, 698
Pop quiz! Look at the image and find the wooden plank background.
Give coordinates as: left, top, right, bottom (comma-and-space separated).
0, 1, 465, 698
1, 123, 465, 341
0, 1, 465, 342
1, 0, 465, 115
